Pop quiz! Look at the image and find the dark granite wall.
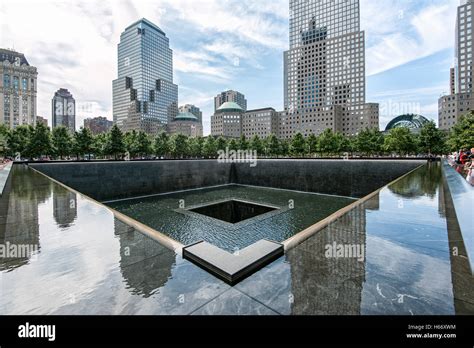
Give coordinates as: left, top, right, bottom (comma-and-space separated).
30, 159, 425, 202
233, 160, 426, 198
30, 161, 233, 202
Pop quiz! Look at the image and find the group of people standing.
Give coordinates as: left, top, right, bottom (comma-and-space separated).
451, 148, 474, 185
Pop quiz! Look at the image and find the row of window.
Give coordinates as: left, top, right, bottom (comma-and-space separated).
3, 74, 34, 90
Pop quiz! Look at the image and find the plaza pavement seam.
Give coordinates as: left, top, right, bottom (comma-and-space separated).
187, 287, 281, 315
455, 297, 474, 306
232, 286, 288, 315
186, 288, 235, 315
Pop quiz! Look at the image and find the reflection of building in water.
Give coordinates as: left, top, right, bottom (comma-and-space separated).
389, 163, 440, 199
53, 186, 77, 228
0, 165, 51, 270
364, 193, 380, 211
438, 177, 447, 218
287, 199, 376, 314
114, 219, 175, 297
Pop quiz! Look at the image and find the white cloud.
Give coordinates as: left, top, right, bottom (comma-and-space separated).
0, 0, 458, 134
363, 2, 457, 76
162, 0, 288, 50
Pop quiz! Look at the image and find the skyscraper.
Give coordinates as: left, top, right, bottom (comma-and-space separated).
214, 90, 247, 112
282, 0, 379, 138
113, 18, 178, 135
0, 49, 37, 128
455, 0, 474, 94
52, 88, 76, 132
439, 0, 474, 130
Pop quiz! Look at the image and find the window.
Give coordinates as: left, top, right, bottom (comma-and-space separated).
13, 76, 19, 90
22, 78, 27, 91
3, 74, 10, 88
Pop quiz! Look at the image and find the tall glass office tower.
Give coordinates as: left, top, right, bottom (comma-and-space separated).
113, 18, 178, 135
282, 0, 378, 138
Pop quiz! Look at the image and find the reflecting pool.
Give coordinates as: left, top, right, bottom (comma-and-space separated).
107, 186, 356, 252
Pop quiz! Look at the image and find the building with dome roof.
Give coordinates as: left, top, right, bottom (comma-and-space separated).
179, 104, 202, 123
211, 102, 244, 138
384, 114, 430, 134
168, 111, 203, 138
214, 90, 247, 112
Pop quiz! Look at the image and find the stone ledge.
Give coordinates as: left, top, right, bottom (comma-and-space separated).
183, 239, 284, 285
0, 162, 13, 196
442, 160, 474, 274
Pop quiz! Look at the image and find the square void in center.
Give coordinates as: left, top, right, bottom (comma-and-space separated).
189, 200, 277, 224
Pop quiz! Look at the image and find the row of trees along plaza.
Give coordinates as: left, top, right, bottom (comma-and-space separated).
0, 114, 472, 161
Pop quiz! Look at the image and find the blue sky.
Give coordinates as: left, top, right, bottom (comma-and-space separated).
0, 0, 458, 134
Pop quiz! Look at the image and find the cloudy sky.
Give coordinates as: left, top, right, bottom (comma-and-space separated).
0, 0, 458, 134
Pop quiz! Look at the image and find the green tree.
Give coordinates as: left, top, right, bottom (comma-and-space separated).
280, 139, 290, 157
203, 136, 217, 158
154, 132, 170, 158
266, 134, 280, 158
335, 132, 351, 155
216, 136, 228, 152
384, 127, 417, 156
249, 135, 263, 155
238, 135, 249, 151
106, 125, 125, 160
355, 128, 384, 156
418, 121, 447, 155
319, 129, 338, 156
124, 130, 139, 158
93, 133, 108, 159
73, 127, 94, 160
290, 133, 306, 157
27, 123, 52, 159
307, 133, 318, 156
170, 134, 189, 158
51, 126, 72, 159
189, 137, 204, 158
0, 124, 10, 157
447, 113, 474, 151
228, 138, 238, 151
136, 131, 152, 158
7, 125, 32, 158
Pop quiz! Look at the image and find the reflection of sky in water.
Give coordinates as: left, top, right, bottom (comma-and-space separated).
2, 195, 121, 314
360, 168, 455, 314
361, 235, 454, 315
